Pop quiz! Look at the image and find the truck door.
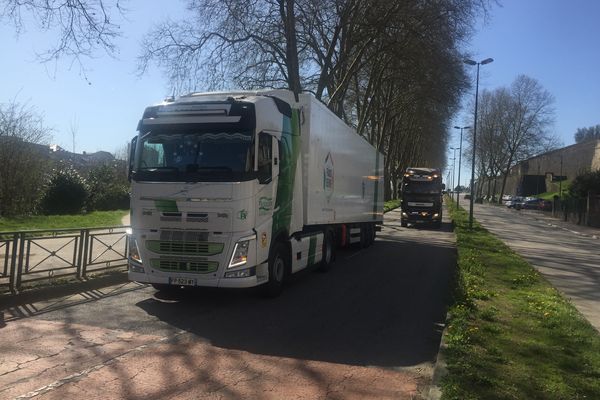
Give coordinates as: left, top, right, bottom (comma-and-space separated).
256, 132, 279, 258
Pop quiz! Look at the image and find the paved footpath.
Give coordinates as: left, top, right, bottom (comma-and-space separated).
473, 202, 600, 332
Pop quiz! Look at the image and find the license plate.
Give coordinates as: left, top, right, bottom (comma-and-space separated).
169, 277, 196, 286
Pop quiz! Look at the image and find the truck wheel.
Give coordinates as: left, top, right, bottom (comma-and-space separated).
368, 224, 376, 246
400, 219, 408, 228
318, 230, 335, 272
363, 224, 373, 248
261, 242, 287, 297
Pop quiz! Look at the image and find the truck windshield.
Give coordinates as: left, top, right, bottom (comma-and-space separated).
403, 181, 441, 194
134, 127, 254, 182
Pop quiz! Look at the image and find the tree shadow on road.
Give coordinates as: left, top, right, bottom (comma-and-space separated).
136, 235, 456, 369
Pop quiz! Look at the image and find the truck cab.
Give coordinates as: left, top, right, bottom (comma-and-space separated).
400, 168, 443, 228
127, 90, 384, 296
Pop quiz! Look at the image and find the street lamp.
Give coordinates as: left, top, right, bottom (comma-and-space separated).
453, 126, 470, 207
559, 153, 563, 200
450, 147, 458, 195
464, 57, 493, 229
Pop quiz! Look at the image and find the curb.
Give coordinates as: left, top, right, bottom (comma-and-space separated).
0, 271, 129, 309
427, 320, 449, 400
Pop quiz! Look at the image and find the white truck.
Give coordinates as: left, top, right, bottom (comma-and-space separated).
127, 90, 383, 296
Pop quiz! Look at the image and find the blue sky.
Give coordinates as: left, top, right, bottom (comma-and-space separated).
1, 0, 599, 159
0, 0, 187, 154
449, 0, 600, 186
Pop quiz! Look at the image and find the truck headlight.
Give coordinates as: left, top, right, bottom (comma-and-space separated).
229, 240, 250, 268
228, 234, 256, 269
128, 236, 142, 263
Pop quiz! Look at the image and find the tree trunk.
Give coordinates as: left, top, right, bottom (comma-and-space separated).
281, 0, 301, 96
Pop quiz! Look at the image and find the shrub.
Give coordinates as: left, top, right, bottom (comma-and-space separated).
569, 170, 600, 198
86, 164, 130, 211
41, 166, 89, 214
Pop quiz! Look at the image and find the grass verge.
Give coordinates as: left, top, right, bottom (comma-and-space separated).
442, 201, 600, 399
384, 199, 401, 212
0, 210, 129, 232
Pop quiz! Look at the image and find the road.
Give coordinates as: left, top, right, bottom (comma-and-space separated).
472, 201, 600, 331
0, 208, 456, 400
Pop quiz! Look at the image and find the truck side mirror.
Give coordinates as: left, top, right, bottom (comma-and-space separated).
128, 136, 137, 182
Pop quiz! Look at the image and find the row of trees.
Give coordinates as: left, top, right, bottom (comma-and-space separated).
574, 124, 600, 143
3, 0, 492, 201
467, 74, 559, 201
137, 0, 490, 199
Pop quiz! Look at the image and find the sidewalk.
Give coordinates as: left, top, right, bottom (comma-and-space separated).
121, 212, 130, 226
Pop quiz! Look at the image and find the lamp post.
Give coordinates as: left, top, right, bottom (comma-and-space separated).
454, 126, 471, 208
450, 147, 457, 196
559, 154, 563, 200
464, 57, 493, 229
453, 126, 470, 207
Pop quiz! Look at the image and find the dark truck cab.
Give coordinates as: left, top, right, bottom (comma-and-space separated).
400, 167, 444, 228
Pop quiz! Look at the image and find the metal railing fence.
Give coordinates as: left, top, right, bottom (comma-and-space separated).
0, 226, 129, 294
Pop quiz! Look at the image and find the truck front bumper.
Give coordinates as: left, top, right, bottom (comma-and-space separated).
401, 210, 441, 223
128, 261, 269, 289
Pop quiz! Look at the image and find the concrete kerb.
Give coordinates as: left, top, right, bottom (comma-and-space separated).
0, 270, 129, 310
427, 318, 450, 400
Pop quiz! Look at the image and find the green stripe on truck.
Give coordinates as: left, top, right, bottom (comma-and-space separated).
155, 199, 178, 212
272, 108, 301, 236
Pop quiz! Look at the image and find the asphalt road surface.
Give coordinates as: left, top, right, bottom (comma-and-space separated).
473, 201, 600, 332
1, 208, 456, 400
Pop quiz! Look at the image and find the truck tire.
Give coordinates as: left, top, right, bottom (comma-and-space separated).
318, 230, 335, 272
368, 223, 376, 246
261, 242, 287, 297
400, 219, 408, 228
363, 224, 373, 248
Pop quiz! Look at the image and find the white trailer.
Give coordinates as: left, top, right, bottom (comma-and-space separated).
127, 90, 384, 296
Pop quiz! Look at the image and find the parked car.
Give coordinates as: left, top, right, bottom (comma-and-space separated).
506, 196, 524, 208
522, 198, 543, 210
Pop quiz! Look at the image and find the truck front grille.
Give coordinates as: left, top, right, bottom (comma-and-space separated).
146, 240, 224, 256
150, 259, 219, 274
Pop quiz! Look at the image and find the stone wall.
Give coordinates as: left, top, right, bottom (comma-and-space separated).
480, 139, 600, 197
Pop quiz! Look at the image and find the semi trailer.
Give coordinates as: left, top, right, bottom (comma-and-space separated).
127, 90, 384, 296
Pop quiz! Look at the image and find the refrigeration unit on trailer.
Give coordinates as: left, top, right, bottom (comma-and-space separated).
127, 90, 384, 296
